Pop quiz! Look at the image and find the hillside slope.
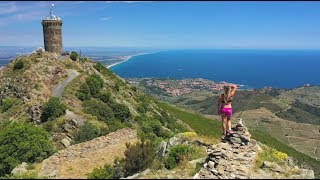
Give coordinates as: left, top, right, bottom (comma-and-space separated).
134, 79, 320, 160
0, 51, 191, 178
1, 51, 319, 179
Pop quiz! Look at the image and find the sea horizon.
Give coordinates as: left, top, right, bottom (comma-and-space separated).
109, 49, 320, 89
1, 48, 320, 89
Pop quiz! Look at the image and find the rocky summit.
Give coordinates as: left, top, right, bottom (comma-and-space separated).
194, 119, 315, 179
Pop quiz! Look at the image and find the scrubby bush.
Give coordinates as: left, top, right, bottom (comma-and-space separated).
76, 83, 92, 101
164, 156, 176, 170
79, 57, 88, 62
87, 164, 114, 179
74, 122, 101, 143
93, 62, 105, 72
99, 92, 111, 103
83, 99, 114, 122
256, 145, 289, 167
86, 74, 104, 96
137, 105, 146, 114
87, 140, 156, 178
115, 83, 120, 92
0, 123, 55, 176
164, 144, 192, 170
0, 97, 16, 112
131, 86, 137, 92
87, 157, 124, 179
106, 120, 126, 133
123, 140, 156, 176
70, 51, 79, 61
94, 62, 116, 78
41, 97, 67, 122
13, 59, 24, 70
138, 116, 172, 140
108, 100, 131, 122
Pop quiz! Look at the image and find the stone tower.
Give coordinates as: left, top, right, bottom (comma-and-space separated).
42, 3, 63, 54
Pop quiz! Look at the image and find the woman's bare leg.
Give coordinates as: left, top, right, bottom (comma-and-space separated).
221, 115, 227, 136
227, 117, 232, 131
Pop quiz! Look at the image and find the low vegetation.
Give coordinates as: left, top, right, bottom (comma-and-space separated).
251, 129, 320, 178
74, 121, 101, 143
13, 59, 24, 70
0, 122, 55, 176
164, 144, 202, 170
255, 145, 288, 168
41, 97, 67, 122
70, 51, 79, 61
83, 99, 115, 122
87, 139, 156, 178
0, 97, 19, 113
159, 101, 320, 178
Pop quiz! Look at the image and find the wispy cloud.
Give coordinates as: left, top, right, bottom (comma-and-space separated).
0, 2, 18, 15
0, 2, 48, 27
100, 17, 112, 21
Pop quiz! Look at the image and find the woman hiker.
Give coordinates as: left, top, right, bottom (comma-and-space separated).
217, 84, 237, 140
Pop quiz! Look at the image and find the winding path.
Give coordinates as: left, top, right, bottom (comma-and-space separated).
52, 69, 79, 98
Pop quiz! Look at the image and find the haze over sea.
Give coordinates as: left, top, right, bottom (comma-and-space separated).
110, 49, 320, 89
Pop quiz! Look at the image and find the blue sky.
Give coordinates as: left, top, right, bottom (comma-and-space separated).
0, 1, 320, 49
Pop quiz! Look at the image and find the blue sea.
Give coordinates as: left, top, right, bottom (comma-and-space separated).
110, 49, 320, 89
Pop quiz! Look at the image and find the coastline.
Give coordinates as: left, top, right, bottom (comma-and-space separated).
106, 51, 159, 69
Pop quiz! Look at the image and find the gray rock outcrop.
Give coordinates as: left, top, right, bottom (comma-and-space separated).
11, 162, 28, 176
193, 119, 315, 179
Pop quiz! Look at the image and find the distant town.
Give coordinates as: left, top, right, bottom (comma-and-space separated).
126, 78, 242, 96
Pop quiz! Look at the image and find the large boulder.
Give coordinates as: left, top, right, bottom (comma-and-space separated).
11, 162, 28, 176
156, 141, 167, 158
29, 104, 43, 124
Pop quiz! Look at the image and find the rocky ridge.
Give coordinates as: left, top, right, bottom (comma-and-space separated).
37, 128, 138, 179
193, 119, 315, 179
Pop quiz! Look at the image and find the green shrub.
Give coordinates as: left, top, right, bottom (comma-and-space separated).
131, 86, 137, 92
87, 164, 114, 179
76, 83, 92, 101
94, 62, 116, 78
115, 83, 120, 92
87, 157, 124, 179
41, 97, 67, 122
83, 99, 114, 122
108, 100, 131, 122
137, 105, 146, 114
0, 97, 16, 112
107, 120, 126, 133
94, 62, 105, 72
79, 57, 88, 62
99, 92, 111, 103
0, 123, 55, 176
164, 156, 176, 170
13, 59, 24, 70
70, 51, 79, 61
164, 144, 192, 170
123, 140, 156, 176
86, 74, 104, 96
74, 122, 101, 143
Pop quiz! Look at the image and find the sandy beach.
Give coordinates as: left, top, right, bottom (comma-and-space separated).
106, 51, 158, 69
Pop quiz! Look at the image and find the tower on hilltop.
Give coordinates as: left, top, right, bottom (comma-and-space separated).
41, 3, 63, 54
